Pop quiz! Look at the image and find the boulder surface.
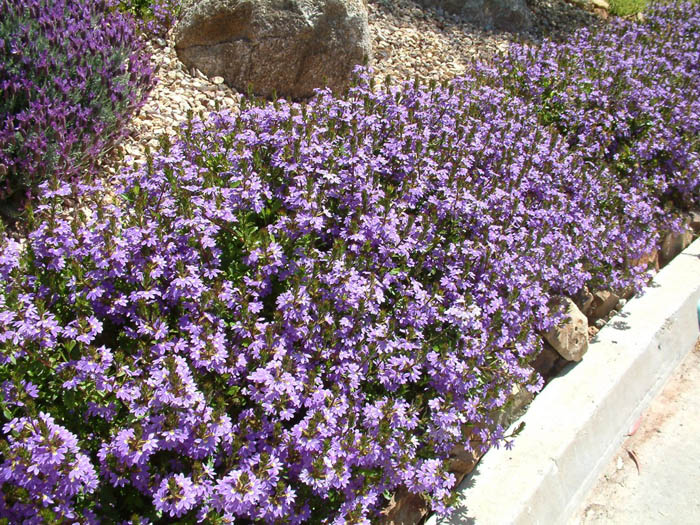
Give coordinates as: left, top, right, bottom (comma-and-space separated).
173, 0, 371, 99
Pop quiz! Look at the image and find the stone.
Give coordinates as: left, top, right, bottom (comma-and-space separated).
379, 486, 429, 525
573, 286, 595, 318
659, 230, 693, 267
688, 210, 700, 234
544, 297, 589, 362
531, 343, 563, 380
590, 0, 609, 10
590, 290, 620, 320
448, 442, 481, 486
493, 382, 534, 430
417, 0, 533, 32
629, 248, 659, 273
173, 0, 371, 99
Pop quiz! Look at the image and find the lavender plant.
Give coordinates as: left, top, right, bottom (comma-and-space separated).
0, 3, 698, 523
0, 0, 154, 212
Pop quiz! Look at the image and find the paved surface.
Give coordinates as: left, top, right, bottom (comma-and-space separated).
570, 340, 700, 525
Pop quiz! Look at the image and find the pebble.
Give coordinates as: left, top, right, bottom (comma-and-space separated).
100, 0, 605, 174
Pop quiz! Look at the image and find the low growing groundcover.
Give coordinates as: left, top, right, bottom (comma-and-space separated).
0, 2, 698, 523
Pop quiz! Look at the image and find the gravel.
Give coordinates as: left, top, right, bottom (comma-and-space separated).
105, 0, 606, 175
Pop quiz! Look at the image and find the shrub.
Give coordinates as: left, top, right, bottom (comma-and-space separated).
0, 3, 698, 523
609, 0, 648, 17
0, 0, 154, 212
118, 0, 181, 37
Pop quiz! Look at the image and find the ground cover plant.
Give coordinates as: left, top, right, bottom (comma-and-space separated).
117, 0, 181, 37
0, 2, 698, 523
490, 1, 700, 257
0, 0, 154, 215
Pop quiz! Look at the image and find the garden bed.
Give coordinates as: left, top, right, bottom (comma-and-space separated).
0, 0, 698, 523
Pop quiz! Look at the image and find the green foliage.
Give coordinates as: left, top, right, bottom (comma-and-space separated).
610, 0, 649, 16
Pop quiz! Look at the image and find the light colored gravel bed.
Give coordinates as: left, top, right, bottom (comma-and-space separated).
105, 0, 604, 176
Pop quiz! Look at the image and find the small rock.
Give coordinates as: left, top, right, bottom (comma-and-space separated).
629, 248, 659, 272
595, 318, 606, 329
494, 383, 534, 430
659, 230, 694, 267
448, 440, 481, 486
574, 286, 595, 318
379, 486, 429, 525
211, 76, 224, 85
531, 343, 561, 380
591, 290, 620, 320
688, 210, 700, 233
544, 297, 589, 362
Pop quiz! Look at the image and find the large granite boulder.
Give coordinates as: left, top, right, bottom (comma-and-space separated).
419, 0, 533, 32
173, 0, 371, 99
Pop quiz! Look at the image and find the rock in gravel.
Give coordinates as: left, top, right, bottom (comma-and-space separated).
173, 0, 371, 99
418, 0, 533, 31
544, 297, 589, 362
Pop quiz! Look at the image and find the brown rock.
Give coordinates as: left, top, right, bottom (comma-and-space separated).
659, 230, 693, 267
448, 442, 481, 486
590, 290, 620, 320
544, 297, 589, 361
531, 343, 563, 380
379, 486, 429, 525
573, 286, 595, 318
173, 0, 371, 99
628, 248, 659, 273
688, 210, 700, 234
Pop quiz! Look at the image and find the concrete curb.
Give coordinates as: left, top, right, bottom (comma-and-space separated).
426, 238, 700, 525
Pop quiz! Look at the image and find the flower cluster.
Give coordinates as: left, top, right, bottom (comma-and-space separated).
0, 0, 154, 209
0, 3, 698, 522
0, 413, 98, 522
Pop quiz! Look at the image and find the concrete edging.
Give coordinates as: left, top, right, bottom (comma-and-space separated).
426, 237, 700, 525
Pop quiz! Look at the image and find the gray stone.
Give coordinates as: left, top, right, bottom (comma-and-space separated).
417, 0, 533, 32
174, 0, 371, 99
544, 297, 589, 362
494, 382, 534, 430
